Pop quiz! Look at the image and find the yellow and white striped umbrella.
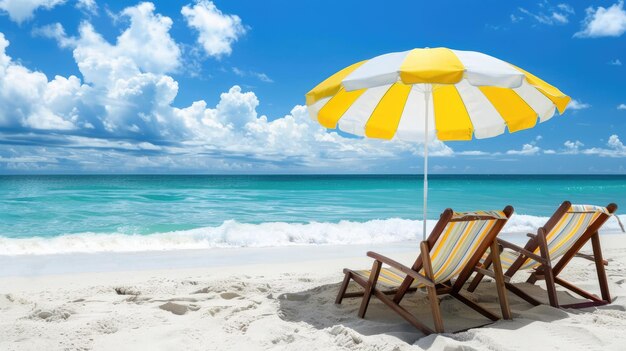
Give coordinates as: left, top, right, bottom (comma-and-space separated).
306, 47, 570, 141
305, 47, 571, 239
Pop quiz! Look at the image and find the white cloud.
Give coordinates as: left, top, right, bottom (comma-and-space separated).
583, 135, 626, 157
457, 151, 489, 156
232, 67, 273, 83
517, 3, 574, 25
618, 103, 626, 110
0, 1, 456, 173
0, 32, 86, 131
1, 2, 185, 139
115, 2, 181, 74
567, 99, 591, 110
557, 3, 574, 13
181, 0, 246, 58
76, 0, 96, 14
575, 1, 626, 38
506, 144, 541, 155
40, 3, 185, 139
564, 140, 584, 153
0, 0, 65, 23
608, 135, 625, 149
547, 137, 626, 158
609, 58, 622, 65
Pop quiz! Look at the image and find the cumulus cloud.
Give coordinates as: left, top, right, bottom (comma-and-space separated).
564, 140, 584, 153
34, 2, 185, 140
2, 1, 623, 173
567, 99, 591, 110
618, 103, 626, 110
0, 0, 65, 23
0, 32, 88, 131
543, 137, 626, 158
181, 0, 246, 58
582, 135, 626, 157
575, 1, 626, 38
0, 2, 457, 173
507, 144, 541, 156
609, 58, 622, 66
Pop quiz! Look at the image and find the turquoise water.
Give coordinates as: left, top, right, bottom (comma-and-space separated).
0, 175, 624, 254
1, 174, 624, 238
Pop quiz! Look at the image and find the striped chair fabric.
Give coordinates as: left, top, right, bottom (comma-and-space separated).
354, 210, 507, 288
498, 205, 609, 271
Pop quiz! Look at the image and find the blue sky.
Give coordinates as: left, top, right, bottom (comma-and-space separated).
0, 0, 624, 174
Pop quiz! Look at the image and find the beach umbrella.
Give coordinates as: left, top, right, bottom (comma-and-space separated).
305, 47, 570, 240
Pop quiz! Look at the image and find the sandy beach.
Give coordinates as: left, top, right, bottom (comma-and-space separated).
2, 233, 625, 351
1, 0, 625, 349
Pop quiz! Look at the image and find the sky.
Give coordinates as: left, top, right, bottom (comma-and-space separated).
0, 0, 624, 174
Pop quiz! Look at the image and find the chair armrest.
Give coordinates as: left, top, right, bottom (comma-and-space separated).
574, 252, 608, 266
366, 251, 435, 287
496, 238, 547, 264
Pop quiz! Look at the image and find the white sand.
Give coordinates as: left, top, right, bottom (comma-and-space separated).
1, 235, 626, 351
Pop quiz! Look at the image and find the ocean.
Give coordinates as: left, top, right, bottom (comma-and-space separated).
1, 175, 624, 255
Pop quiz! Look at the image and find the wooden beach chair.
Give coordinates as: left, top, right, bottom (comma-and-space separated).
468, 201, 618, 309
335, 206, 514, 334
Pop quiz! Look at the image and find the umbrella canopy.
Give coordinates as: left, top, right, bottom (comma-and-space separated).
305, 47, 571, 239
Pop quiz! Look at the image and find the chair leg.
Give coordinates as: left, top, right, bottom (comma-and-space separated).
490, 240, 512, 319
591, 232, 611, 303
544, 267, 559, 308
420, 241, 444, 333
536, 228, 558, 308
335, 271, 352, 304
358, 260, 381, 318
426, 285, 444, 333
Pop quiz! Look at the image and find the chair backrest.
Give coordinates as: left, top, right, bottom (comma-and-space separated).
427, 210, 510, 284
544, 205, 610, 259
514, 203, 615, 270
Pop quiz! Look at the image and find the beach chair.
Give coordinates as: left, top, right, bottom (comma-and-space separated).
335, 206, 514, 334
468, 201, 618, 309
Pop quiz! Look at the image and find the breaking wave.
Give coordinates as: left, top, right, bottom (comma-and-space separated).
1, 214, 624, 255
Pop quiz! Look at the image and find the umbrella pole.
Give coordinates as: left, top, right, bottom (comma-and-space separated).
422, 87, 430, 241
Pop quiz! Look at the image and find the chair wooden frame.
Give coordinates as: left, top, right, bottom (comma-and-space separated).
335, 206, 514, 335
468, 201, 618, 309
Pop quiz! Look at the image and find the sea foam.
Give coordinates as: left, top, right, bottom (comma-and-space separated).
1, 214, 624, 255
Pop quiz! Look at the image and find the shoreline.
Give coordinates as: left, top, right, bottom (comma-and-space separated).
1, 231, 623, 278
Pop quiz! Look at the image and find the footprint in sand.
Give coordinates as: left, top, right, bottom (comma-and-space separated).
29, 308, 74, 321
220, 292, 240, 300
277, 293, 310, 301
192, 287, 212, 294
271, 334, 296, 345
159, 302, 201, 315
93, 319, 118, 334
125, 295, 152, 304
207, 306, 225, 316
327, 325, 363, 347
